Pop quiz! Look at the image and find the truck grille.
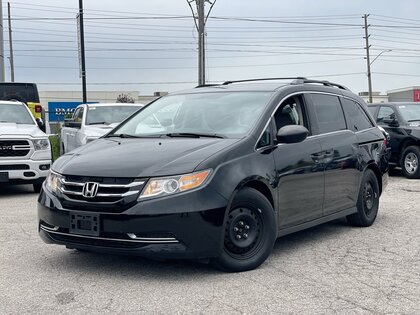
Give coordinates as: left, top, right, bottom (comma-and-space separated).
0, 164, 30, 170
0, 140, 31, 157
58, 175, 145, 213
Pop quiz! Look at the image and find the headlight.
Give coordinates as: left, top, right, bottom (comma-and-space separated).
45, 170, 63, 194
139, 169, 211, 199
33, 138, 50, 151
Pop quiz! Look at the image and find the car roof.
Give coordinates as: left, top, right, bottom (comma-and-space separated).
169, 78, 354, 97
0, 100, 26, 106
369, 102, 420, 106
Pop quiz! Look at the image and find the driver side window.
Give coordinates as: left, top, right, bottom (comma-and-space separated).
273, 95, 308, 133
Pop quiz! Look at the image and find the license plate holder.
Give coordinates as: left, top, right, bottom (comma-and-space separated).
69, 212, 100, 236
0, 172, 9, 182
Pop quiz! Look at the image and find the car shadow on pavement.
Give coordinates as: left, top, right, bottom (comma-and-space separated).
0, 184, 36, 196
41, 218, 351, 277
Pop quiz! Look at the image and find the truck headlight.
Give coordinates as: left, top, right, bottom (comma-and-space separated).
33, 138, 50, 151
45, 170, 63, 194
139, 169, 211, 199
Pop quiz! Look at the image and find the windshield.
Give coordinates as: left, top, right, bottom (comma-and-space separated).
86, 106, 140, 125
398, 104, 420, 121
110, 92, 273, 138
0, 104, 35, 125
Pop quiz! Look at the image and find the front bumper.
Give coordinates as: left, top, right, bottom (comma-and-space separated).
38, 184, 228, 259
0, 159, 51, 181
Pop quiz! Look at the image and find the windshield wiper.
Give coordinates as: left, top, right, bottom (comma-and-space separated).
106, 133, 142, 138
407, 119, 420, 122
165, 132, 225, 139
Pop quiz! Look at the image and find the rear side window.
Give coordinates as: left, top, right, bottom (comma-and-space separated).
310, 94, 346, 134
341, 98, 374, 132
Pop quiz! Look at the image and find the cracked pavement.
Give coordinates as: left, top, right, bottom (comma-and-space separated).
1, 169, 419, 314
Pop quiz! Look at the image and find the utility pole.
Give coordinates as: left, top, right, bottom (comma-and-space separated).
187, 0, 216, 86
197, 0, 205, 86
363, 14, 372, 103
0, 0, 5, 82
7, 2, 14, 82
78, 0, 87, 103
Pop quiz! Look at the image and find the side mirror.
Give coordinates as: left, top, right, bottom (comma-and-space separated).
160, 118, 173, 127
36, 118, 46, 132
64, 119, 81, 128
277, 125, 309, 144
382, 117, 399, 127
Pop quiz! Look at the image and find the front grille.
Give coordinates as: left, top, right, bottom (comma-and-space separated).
0, 164, 30, 170
58, 175, 145, 213
0, 140, 31, 157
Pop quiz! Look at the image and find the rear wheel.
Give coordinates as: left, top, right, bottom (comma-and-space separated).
211, 187, 276, 272
347, 169, 379, 227
401, 146, 420, 179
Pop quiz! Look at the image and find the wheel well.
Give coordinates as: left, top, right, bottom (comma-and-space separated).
399, 139, 419, 160
366, 164, 383, 195
243, 180, 274, 209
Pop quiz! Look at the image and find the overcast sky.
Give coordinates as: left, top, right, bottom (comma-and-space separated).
4, 0, 420, 97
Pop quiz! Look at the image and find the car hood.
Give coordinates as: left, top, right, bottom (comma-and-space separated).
83, 124, 119, 138
0, 123, 46, 137
53, 137, 239, 177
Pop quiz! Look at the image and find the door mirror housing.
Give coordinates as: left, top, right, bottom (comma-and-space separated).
36, 118, 46, 132
382, 117, 399, 127
64, 119, 81, 128
277, 125, 309, 144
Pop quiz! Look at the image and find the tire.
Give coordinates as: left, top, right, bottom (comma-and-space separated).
347, 169, 380, 227
33, 183, 42, 193
401, 146, 420, 179
211, 187, 277, 272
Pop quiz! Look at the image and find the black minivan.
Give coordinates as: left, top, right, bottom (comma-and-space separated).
38, 78, 389, 271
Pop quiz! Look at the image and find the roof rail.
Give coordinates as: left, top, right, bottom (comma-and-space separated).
195, 84, 221, 88
291, 78, 350, 91
222, 77, 308, 85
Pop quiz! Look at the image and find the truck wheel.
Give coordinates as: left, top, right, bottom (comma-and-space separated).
33, 183, 42, 193
347, 169, 379, 227
211, 187, 276, 272
401, 146, 420, 179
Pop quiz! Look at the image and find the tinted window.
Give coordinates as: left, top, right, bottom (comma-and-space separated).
257, 126, 271, 148
311, 94, 346, 134
273, 95, 309, 132
0, 84, 39, 103
377, 106, 395, 124
341, 98, 373, 132
367, 106, 376, 115
396, 104, 420, 122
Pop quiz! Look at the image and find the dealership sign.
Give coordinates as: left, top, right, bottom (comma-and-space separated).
414, 90, 420, 102
48, 102, 97, 122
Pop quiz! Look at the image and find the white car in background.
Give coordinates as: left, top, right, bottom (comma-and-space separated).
0, 101, 52, 192
60, 103, 142, 153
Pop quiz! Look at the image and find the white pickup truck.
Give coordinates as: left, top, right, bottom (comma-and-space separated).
0, 101, 52, 192
60, 103, 142, 153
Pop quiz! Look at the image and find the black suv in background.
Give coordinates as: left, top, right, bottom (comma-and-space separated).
368, 102, 420, 179
38, 78, 389, 272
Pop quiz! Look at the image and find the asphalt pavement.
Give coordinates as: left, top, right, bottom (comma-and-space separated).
1, 170, 419, 314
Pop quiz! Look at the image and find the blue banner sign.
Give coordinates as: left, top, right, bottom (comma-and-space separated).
48, 102, 97, 122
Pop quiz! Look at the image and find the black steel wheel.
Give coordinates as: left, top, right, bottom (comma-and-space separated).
347, 169, 380, 227
212, 187, 276, 272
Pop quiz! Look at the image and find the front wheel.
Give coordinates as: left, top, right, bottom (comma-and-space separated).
401, 146, 420, 179
347, 169, 380, 227
211, 187, 277, 272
